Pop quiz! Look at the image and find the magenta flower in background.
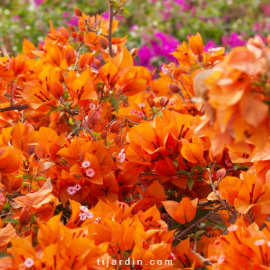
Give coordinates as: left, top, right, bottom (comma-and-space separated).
12, 15, 20, 21
27, 0, 45, 7
138, 31, 179, 70
222, 32, 246, 48
63, 11, 69, 18
175, 0, 190, 12
204, 41, 217, 51
103, 12, 110, 20
261, 3, 270, 16
68, 15, 79, 27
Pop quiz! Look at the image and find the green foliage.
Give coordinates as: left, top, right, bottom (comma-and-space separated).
2, 0, 270, 56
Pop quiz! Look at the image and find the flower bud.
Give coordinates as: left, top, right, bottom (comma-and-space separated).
160, 97, 169, 108
68, 25, 76, 32
71, 32, 77, 39
216, 169, 226, 180
169, 83, 180, 94
115, 135, 121, 145
198, 54, 204, 62
98, 37, 109, 50
147, 97, 155, 108
19, 207, 32, 227
110, 120, 121, 133
74, 7, 83, 17
94, 58, 101, 68
78, 33, 84, 42
130, 48, 138, 57
100, 130, 107, 140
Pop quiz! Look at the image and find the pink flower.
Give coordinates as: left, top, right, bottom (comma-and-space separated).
79, 213, 87, 221
118, 149, 126, 163
79, 211, 94, 221
130, 108, 136, 115
67, 186, 76, 196
24, 258, 34, 268
138, 103, 145, 108
228, 225, 238, 232
74, 184, 81, 191
169, 251, 176, 260
136, 111, 144, 119
218, 255, 225, 264
162, 66, 168, 74
89, 103, 96, 110
254, 239, 265, 246
80, 206, 88, 212
82, 161, 90, 168
0, 193, 5, 202
86, 168, 95, 178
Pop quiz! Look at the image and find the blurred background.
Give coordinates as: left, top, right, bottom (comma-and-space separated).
1, 0, 270, 70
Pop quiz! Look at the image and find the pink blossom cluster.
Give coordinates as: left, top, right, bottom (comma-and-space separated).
79, 206, 94, 221
67, 184, 81, 196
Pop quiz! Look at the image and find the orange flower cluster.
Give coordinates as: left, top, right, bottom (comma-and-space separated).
0, 5, 270, 270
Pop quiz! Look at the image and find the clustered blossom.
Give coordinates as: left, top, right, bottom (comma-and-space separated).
82, 160, 91, 168
136, 111, 144, 119
118, 149, 126, 163
130, 108, 136, 114
24, 258, 34, 268
0, 193, 5, 202
67, 184, 81, 195
89, 103, 96, 110
79, 206, 94, 221
227, 225, 238, 232
86, 168, 95, 178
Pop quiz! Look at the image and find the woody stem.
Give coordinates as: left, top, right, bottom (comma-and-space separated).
108, 0, 113, 58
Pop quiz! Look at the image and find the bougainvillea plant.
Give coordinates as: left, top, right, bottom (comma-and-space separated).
1, 1, 270, 269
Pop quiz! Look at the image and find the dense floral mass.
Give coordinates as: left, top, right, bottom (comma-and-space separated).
1, 2, 270, 270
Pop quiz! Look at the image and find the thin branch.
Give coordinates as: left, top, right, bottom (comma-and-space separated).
176, 205, 223, 240
82, 107, 97, 141
168, 70, 185, 101
0, 104, 29, 113
108, 0, 114, 58
208, 162, 237, 220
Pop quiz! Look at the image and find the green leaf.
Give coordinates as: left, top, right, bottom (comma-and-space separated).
3, 202, 11, 211
35, 176, 47, 180
213, 224, 227, 230
110, 96, 119, 115
176, 170, 189, 177
0, 252, 12, 259
4, 218, 19, 225
195, 230, 205, 237
191, 165, 204, 173
64, 101, 73, 107
56, 106, 64, 112
173, 159, 179, 167
122, 7, 131, 16
171, 221, 181, 230
187, 178, 194, 191
233, 163, 239, 171
106, 139, 114, 148
188, 209, 211, 225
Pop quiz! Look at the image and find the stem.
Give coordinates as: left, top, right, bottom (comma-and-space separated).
108, 0, 114, 58
0, 104, 29, 112
176, 205, 223, 240
81, 107, 97, 141
168, 71, 185, 101
208, 162, 237, 220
